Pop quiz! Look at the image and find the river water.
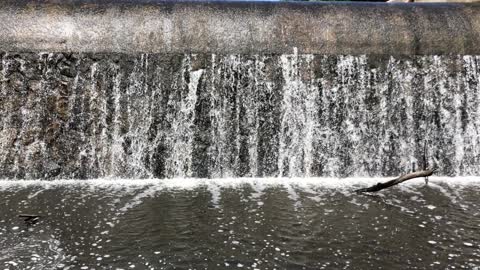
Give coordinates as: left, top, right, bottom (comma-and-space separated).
0, 178, 479, 269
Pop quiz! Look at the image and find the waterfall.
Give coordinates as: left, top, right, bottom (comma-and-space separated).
0, 52, 479, 179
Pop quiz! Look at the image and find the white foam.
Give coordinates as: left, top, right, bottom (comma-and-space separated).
284, 184, 302, 209
205, 182, 221, 206
119, 185, 159, 213
0, 177, 479, 190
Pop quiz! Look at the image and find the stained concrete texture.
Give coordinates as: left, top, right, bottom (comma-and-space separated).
0, 1, 479, 55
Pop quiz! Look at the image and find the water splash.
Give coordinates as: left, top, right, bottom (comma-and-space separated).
0, 53, 479, 179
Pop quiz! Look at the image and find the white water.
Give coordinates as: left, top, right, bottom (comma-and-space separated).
0, 177, 478, 192
0, 53, 479, 179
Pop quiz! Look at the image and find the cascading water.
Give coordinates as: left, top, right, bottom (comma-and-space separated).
0, 52, 479, 179
1, 2, 480, 269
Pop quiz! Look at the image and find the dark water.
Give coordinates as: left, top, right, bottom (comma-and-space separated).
0, 178, 479, 269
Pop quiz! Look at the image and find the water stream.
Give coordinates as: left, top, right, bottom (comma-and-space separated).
1, 53, 479, 179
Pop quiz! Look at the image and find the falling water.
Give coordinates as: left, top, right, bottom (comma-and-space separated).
0, 52, 479, 179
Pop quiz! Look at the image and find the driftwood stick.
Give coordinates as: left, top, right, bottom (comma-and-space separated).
19, 214, 41, 226
19, 214, 40, 218
355, 169, 434, 193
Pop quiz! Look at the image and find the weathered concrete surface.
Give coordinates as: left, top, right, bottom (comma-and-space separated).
0, 0, 479, 55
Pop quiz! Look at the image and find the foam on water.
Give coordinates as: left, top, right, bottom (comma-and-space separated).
0, 176, 479, 188
1, 177, 479, 269
0, 177, 479, 210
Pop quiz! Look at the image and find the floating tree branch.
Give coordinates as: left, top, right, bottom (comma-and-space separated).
355, 169, 435, 193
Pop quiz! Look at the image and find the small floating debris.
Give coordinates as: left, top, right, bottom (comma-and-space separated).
19, 214, 41, 226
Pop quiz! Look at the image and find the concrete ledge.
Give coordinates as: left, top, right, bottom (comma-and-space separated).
0, 1, 479, 55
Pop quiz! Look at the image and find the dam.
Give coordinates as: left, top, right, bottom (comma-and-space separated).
0, 1, 479, 269
0, 0, 480, 179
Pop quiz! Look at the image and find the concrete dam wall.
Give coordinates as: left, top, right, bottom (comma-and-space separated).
1, 1, 480, 179
1, 0, 480, 55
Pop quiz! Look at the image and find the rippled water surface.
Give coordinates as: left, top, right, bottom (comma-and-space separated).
0, 178, 479, 269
